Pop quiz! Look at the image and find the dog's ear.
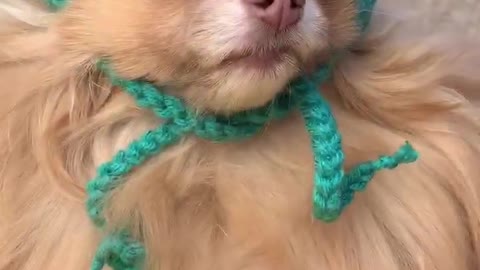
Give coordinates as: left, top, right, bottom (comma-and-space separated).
0, 0, 54, 63
317, 0, 358, 48
332, 30, 480, 128
442, 47, 480, 107
332, 27, 480, 266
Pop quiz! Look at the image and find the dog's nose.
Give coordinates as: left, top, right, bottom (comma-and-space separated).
244, 0, 305, 31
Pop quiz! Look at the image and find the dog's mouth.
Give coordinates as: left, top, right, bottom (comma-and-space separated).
219, 46, 296, 71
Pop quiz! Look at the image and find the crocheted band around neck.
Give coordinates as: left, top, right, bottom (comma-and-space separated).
47, 0, 418, 269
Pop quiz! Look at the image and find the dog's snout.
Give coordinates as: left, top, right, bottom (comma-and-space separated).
243, 0, 305, 31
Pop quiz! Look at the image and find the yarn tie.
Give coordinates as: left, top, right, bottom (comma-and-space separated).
46, 0, 419, 269
91, 231, 145, 270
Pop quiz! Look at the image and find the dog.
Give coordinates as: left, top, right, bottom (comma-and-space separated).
1, 0, 479, 269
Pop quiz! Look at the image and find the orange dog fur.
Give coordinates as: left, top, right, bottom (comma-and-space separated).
0, 0, 479, 269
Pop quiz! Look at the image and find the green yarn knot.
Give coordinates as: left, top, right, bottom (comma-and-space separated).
91, 231, 145, 270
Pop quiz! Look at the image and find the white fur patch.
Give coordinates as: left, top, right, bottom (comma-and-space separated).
0, 0, 51, 28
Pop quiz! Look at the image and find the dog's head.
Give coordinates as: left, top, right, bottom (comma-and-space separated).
57, 0, 358, 112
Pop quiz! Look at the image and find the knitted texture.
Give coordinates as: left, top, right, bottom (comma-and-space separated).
46, 0, 68, 10
291, 62, 418, 221
357, 0, 377, 32
47, 0, 419, 269
91, 230, 145, 270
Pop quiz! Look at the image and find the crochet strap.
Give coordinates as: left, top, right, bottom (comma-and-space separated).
87, 59, 417, 270
357, 0, 377, 32
292, 64, 417, 221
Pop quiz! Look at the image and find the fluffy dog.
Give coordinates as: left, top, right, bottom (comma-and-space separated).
0, 0, 479, 269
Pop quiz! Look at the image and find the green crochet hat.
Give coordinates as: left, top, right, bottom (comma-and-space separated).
46, 0, 418, 269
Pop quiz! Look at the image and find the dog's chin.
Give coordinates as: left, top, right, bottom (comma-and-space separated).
181, 55, 301, 114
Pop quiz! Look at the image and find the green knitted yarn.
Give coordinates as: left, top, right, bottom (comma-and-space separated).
85, 62, 300, 270
90, 230, 146, 270
290, 62, 418, 221
88, 61, 417, 270
47, 0, 419, 269
357, 0, 377, 32
45, 0, 68, 10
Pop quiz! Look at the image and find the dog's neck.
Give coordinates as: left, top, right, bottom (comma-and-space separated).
45, 1, 418, 270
